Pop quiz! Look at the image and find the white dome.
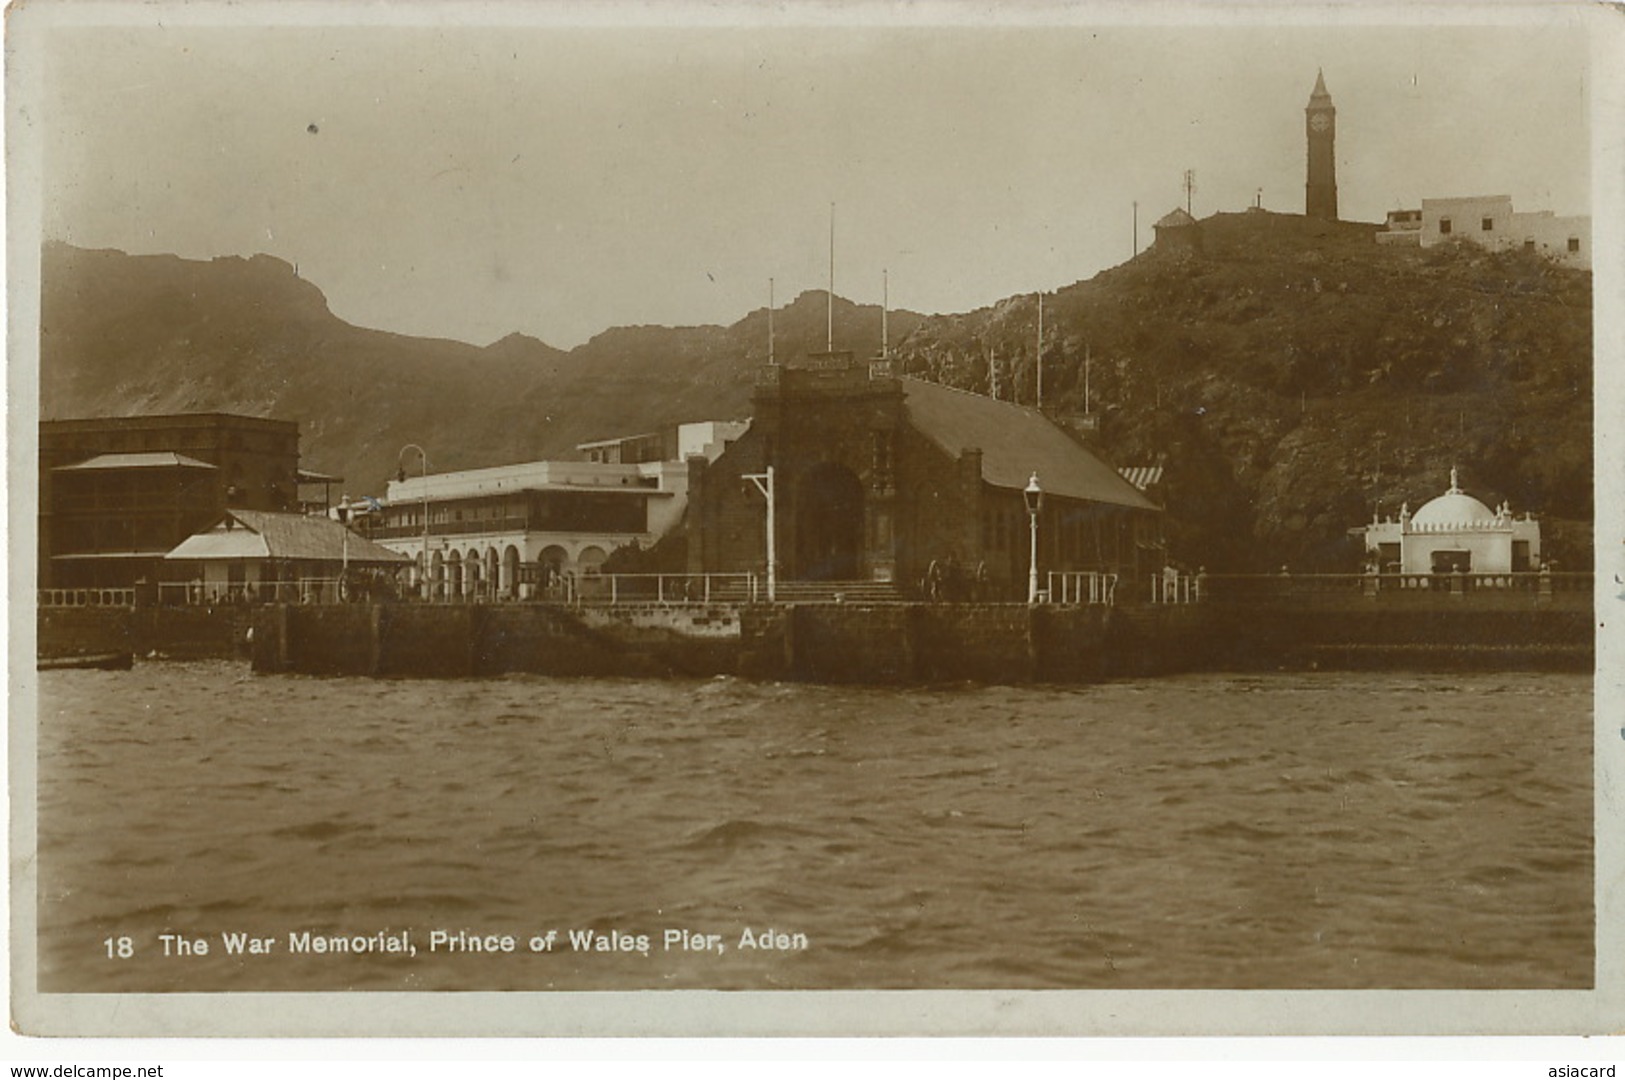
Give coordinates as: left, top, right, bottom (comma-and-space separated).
1411, 491, 1495, 527
1410, 468, 1495, 527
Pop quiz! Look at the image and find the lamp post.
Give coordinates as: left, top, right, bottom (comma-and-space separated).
338, 493, 351, 601
1024, 472, 1043, 604
744, 465, 776, 602
398, 444, 430, 600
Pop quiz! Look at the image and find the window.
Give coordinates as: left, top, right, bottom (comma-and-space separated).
1481, 217, 1494, 232
1524, 239, 1536, 252
1439, 217, 1452, 235
1568, 237, 1580, 253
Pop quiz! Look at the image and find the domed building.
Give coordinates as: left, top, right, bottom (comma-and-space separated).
1361, 468, 1541, 574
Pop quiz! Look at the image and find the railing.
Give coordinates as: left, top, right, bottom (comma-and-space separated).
157, 580, 347, 606
367, 517, 532, 540
1168, 571, 1591, 604
571, 572, 760, 607
1046, 571, 1117, 606
1149, 572, 1200, 605
38, 588, 136, 608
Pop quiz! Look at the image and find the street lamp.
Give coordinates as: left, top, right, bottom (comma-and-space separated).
1024, 472, 1044, 604
398, 444, 430, 600
338, 492, 351, 578
744, 465, 776, 602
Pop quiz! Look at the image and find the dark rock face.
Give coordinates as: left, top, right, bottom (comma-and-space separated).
891, 212, 1592, 570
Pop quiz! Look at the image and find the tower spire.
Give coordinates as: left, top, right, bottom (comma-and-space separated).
1305, 69, 1338, 221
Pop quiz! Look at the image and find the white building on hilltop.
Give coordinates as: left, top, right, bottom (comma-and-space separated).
1398, 195, 1590, 269
1360, 468, 1541, 575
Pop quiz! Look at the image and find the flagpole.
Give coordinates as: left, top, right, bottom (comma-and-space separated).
827, 202, 835, 352
1036, 293, 1044, 410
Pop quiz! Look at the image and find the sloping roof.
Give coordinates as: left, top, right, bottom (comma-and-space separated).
1155, 208, 1197, 229
166, 510, 410, 563
55, 452, 217, 471
898, 377, 1158, 510
166, 529, 272, 561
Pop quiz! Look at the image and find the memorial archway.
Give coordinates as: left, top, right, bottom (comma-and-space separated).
795, 462, 865, 581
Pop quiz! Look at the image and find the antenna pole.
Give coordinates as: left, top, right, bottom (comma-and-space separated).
881, 268, 889, 358
827, 202, 835, 352
1085, 342, 1091, 413
768, 277, 776, 366
1036, 293, 1044, 410
1133, 201, 1138, 258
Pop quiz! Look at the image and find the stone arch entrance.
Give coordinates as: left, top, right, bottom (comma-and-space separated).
796, 462, 865, 580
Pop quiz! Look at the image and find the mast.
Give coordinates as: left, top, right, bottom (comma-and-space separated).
827, 201, 835, 352
1036, 293, 1044, 409
768, 277, 776, 366
881, 269, 889, 358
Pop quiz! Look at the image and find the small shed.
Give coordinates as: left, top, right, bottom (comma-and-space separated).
165, 508, 410, 603
1153, 208, 1204, 253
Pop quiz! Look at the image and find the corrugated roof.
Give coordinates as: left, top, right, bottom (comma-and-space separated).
55, 452, 217, 471
899, 377, 1158, 511
1155, 208, 1197, 229
166, 510, 410, 563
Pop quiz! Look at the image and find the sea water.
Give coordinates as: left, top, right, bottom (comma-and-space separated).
32, 662, 1592, 991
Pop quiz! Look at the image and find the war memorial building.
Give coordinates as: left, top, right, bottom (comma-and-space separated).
686, 350, 1163, 600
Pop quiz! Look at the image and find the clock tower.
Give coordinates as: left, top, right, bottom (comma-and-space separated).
1305, 69, 1338, 221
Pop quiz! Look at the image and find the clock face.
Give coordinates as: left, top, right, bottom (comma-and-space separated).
1310, 113, 1331, 133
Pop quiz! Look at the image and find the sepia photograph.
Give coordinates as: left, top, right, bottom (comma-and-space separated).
7, 0, 1620, 1045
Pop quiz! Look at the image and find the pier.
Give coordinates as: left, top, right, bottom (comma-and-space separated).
38, 570, 1591, 684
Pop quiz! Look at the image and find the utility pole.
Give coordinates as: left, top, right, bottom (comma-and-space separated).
1036, 293, 1044, 410
768, 277, 775, 366
1183, 169, 1196, 216
1084, 343, 1091, 414
827, 202, 835, 352
881, 269, 889, 358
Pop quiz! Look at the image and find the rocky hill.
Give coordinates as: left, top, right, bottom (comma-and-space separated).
893, 211, 1592, 570
39, 215, 1592, 572
40, 242, 919, 493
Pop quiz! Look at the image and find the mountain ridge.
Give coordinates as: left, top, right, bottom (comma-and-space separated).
39, 217, 1592, 571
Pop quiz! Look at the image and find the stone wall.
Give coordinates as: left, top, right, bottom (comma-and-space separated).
744, 602, 1115, 684
39, 606, 249, 660
253, 603, 742, 679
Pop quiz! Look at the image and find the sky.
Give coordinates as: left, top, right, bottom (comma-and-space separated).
31, 4, 1595, 350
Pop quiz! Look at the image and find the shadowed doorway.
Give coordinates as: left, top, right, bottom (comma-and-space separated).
796, 463, 864, 580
